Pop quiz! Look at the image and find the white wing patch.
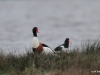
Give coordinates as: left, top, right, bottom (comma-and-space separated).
43, 47, 54, 54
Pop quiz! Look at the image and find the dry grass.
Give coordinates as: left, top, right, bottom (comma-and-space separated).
0, 40, 100, 75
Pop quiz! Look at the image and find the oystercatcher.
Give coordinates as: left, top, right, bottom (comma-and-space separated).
54, 38, 72, 52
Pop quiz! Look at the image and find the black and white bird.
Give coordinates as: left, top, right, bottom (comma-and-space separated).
54, 38, 72, 52
32, 27, 54, 54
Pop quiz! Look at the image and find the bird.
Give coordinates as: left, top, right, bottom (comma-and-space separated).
32, 27, 54, 54
54, 38, 72, 53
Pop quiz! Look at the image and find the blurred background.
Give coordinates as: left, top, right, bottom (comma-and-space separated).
0, 1, 100, 54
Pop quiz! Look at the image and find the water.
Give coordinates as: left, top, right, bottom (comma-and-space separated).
0, 1, 100, 54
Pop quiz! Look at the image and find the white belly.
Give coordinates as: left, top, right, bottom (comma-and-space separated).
61, 46, 67, 52
32, 37, 39, 48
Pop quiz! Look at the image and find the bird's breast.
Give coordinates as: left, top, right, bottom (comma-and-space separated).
32, 42, 44, 53
32, 37, 39, 48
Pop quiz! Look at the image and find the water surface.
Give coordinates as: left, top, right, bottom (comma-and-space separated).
0, 1, 100, 54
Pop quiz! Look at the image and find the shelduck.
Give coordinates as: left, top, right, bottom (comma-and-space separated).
54, 38, 72, 52
32, 27, 54, 54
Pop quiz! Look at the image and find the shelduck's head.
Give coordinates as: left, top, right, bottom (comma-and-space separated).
64, 38, 72, 48
32, 27, 39, 37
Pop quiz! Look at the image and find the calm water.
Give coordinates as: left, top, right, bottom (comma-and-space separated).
0, 1, 100, 55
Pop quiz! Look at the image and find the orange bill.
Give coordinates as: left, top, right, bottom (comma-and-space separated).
68, 40, 72, 44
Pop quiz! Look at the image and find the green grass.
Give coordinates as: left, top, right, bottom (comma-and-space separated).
0, 40, 100, 75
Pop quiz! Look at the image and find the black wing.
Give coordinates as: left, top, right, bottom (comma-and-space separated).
54, 44, 63, 51
42, 43, 52, 50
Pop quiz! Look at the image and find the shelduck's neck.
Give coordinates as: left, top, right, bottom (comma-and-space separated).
33, 32, 37, 37
32, 27, 38, 37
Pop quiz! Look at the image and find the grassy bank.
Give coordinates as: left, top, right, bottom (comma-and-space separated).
0, 40, 100, 75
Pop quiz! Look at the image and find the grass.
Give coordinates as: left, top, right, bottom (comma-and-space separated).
0, 39, 100, 75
